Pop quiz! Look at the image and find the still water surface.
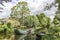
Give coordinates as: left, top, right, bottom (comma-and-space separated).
0, 33, 26, 40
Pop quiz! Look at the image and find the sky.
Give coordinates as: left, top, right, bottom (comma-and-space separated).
0, 0, 58, 21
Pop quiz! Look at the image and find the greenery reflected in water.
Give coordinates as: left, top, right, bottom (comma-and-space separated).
0, 33, 12, 40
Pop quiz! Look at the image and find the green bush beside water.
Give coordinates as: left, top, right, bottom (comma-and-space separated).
0, 0, 60, 40
0, 13, 60, 40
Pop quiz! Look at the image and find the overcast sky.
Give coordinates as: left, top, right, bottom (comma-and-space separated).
0, 0, 58, 20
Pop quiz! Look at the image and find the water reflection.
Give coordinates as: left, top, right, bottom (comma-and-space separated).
15, 35, 26, 40
0, 33, 12, 40
0, 33, 26, 40
0, 28, 34, 40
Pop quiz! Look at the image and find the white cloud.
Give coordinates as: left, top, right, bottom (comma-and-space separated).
0, 0, 58, 20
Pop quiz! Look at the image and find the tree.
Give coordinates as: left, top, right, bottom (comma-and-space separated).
11, 1, 30, 26
57, 0, 60, 12
34, 13, 54, 40
43, 0, 57, 11
54, 0, 60, 21
23, 15, 40, 28
53, 18, 60, 25
0, 0, 12, 12
36, 13, 51, 28
53, 0, 60, 36
51, 0, 60, 38
23, 16, 34, 28
0, 0, 11, 6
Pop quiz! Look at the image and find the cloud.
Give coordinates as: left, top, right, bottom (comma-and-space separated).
0, 0, 58, 20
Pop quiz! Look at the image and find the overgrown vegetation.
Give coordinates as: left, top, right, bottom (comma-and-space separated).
0, 0, 60, 40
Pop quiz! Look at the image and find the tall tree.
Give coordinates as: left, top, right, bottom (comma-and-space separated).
54, 0, 60, 21
11, 1, 30, 26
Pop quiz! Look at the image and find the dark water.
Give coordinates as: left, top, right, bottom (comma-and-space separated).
0, 33, 26, 40
15, 35, 27, 40
0, 33, 35, 40
0, 33, 13, 40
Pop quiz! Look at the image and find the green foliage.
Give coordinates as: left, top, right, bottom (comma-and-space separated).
1, 13, 60, 40
6, 22, 14, 33
53, 18, 60, 25
11, 1, 30, 26
0, 13, 60, 40
0, 0, 60, 39
23, 16, 34, 28
7, 22, 11, 28
36, 13, 51, 28
0, 22, 14, 34
0, 24, 5, 31
23, 15, 40, 28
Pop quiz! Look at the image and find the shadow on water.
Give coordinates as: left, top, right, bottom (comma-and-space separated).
0, 33, 26, 40
15, 35, 25, 40
0, 28, 35, 40
0, 33, 12, 40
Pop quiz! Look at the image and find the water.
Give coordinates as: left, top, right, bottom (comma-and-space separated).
0, 32, 29, 40
0, 32, 34, 40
